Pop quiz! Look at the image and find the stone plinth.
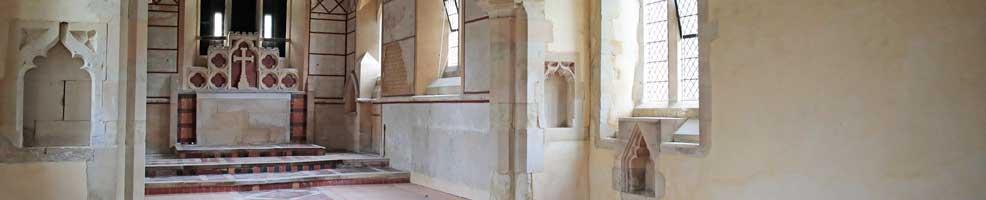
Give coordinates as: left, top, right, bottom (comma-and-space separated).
196, 93, 291, 145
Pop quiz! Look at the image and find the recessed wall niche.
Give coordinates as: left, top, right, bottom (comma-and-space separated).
543, 61, 575, 128
13, 21, 106, 148
23, 43, 92, 147
613, 125, 657, 197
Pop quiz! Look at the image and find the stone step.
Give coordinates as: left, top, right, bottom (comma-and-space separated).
144, 167, 410, 195
145, 153, 389, 177
174, 143, 326, 158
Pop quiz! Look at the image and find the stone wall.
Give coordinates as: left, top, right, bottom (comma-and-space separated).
146, 0, 180, 154
461, 0, 490, 93
310, 0, 359, 151
373, 1, 501, 198
588, 0, 986, 199
382, 102, 495, 199
0, 0, 135, 199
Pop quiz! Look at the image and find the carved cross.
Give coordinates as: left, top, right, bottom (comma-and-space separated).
233, 47, 255, 88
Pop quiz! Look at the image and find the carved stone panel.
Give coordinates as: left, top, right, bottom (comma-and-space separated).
185, 33, 300, 91
11, 21, 107, 148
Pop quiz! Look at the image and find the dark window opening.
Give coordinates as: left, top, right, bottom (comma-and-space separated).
199, 0, 288, 57
199, 0, 225, 55
230, 0, 258, 33
263, 0, 288, 56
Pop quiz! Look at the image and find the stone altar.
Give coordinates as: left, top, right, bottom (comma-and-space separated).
196, 93, 291, 145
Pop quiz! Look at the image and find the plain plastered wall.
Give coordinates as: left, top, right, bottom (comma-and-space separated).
589, 0, 986, 199
0, 162, 89, 200
531, 0, 591, 200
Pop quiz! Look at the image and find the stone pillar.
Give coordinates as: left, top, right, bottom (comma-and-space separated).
124, 0, 149, 199
478, 0, 553, 199
478, 0, 521, 199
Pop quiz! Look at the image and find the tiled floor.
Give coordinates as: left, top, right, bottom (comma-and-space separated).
146, 184, 466, 200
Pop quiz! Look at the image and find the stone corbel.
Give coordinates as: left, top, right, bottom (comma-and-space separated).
613, 117, 684, 199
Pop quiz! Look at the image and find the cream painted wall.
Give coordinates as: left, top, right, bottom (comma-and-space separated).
356, 0, 382, 63
532, 0, 592, 200
0, 162, 89, 200
414, 0, 445, 95
589, 0, 986, 199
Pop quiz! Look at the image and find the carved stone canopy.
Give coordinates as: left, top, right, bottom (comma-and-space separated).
11, 21, 107, 148
544, 61, 575, 80
185, 32, 300, 91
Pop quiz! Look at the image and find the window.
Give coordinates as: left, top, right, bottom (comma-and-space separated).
641, 0, 699, 107
443, 0, 460, 68
199, 0, 288, 56
676, 0, 699, 102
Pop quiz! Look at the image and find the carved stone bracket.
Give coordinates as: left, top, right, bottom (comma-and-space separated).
544, 61, 574, 79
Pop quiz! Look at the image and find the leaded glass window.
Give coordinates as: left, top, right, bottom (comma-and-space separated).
642, 0, 669, 102
641, 0, 700, 106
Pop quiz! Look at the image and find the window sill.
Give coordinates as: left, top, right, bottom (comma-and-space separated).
603, 117, 707, 157
636, 100, 699, 109
660, 142, 705, 157
633, 106, 699, 119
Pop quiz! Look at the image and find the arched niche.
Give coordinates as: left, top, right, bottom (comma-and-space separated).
23, 43, 91, 147
13, 21, 106, 148
543, 61, 576, 128
613, 124, 658, 197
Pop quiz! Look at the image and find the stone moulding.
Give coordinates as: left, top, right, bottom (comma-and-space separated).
10, 21, 108, 149
0, 146, 94, 163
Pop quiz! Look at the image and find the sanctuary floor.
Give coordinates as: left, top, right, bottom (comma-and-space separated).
146, 183, 466, 200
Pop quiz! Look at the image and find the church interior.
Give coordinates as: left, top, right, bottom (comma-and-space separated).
0, 0, 984, 199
